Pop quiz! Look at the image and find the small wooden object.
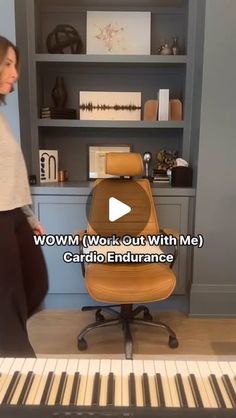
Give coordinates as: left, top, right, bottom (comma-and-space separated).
170, 99, 182, 120
143, 99, 158, 121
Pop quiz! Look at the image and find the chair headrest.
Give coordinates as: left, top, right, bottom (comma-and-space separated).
105, 152, 144, 176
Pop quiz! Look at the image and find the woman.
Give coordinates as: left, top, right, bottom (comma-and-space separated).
0, 36, 48, 357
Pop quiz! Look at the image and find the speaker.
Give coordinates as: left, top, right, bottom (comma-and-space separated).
171, 166, 193, 187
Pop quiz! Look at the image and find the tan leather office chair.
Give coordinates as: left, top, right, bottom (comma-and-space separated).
78, 152, 178, 358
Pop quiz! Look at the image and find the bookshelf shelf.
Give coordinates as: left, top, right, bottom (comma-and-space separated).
35, 53, 188, 65
37, 119, 185, 129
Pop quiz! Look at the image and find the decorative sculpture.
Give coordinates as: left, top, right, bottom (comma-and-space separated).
46, 24, 83, 54
51, 76, 68, 108
143, 152, 152, 178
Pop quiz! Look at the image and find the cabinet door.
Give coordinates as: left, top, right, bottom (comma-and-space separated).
33, 195, 88, 298
32, 194, 191, 307
154, 196, 191, 294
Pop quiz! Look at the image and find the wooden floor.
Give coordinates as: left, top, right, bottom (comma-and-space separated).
27, 310, 236, 358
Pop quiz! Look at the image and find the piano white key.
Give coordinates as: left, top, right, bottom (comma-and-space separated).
99, 359, 111, 406
154, 360, 172, 407
219, 361, 236, 393
143, 360, 158, 407
47, 359, 68, 405
122, 360, 133, 406
186, 361, 211, 408
0, 358, 15, 393
76, 359, 89, 406
33, 358, 57, 405
84, 359, 100, 406
10, 358, 36, 405
229, 361, 236, 376
175, 361, 196, 408
164, 361, 181, 407
61, 359, 79, 406
132, 360, 144, 407
25, 359, 47, 405
197, 361, 218, 408
207, 361, 232, 408
111, 360, 122, 406
0, 358, 25, 403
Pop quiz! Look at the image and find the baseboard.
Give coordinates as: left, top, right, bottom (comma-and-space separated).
190, 283, 236, 316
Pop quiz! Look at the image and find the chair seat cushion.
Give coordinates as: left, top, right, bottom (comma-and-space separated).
85, 263, 176, 303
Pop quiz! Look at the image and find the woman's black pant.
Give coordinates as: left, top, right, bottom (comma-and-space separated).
0, 208, 48, 357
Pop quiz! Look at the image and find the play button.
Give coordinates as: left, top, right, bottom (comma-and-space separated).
86, 179, 151, 236
109, 197, 131, 222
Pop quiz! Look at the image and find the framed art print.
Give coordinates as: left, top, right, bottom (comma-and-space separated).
88, 144, 131, 179
39, 150, 58, 182
86, 11, 151, 55
80, 91, 141, 121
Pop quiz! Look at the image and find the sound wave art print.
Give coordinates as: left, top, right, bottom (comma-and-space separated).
79, 91, 141, 121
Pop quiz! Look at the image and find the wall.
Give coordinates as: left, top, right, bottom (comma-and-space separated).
0, 0, 20, 141
190, 0, 236, 315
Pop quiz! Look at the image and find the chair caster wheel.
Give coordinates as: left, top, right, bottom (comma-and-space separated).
96, 312, 105, 322
143, 308, 153, 321
169, 336, 179, 348
77, 338, 88, 351
143, 313, 153, 321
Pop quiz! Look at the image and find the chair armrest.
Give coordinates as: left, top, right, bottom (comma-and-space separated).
159, 228, 179, 269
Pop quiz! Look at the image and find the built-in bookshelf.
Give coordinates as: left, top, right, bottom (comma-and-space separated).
16, 0, 204, 183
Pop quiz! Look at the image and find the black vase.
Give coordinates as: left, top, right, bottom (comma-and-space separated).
51, 76, 68, 108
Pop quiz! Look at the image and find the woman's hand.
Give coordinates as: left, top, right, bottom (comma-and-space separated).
33, 224, 45, 236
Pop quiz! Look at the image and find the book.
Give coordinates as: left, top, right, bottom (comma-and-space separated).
158, 89, 169, 121
153, 177, 170, 183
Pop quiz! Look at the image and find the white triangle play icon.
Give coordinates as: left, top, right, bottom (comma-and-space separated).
109, 197, 131, 222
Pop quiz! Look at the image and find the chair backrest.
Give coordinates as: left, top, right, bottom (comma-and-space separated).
87, 153, 160, 237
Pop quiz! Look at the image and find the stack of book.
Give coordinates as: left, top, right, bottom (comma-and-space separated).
40, 107, 77, 119
152, 170, 170, 183
40, 107, 51, 119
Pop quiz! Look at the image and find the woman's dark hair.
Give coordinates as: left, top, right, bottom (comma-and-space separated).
0, 36, 19, 105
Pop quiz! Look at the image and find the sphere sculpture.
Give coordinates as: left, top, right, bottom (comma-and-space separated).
46, 24, 83, 54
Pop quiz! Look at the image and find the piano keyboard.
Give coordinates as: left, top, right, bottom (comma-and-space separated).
0, 358, 236, 418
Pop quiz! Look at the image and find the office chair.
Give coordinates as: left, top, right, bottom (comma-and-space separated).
77, 152, 179, 359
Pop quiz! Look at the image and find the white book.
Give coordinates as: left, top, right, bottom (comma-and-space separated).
158, 89, 169, 121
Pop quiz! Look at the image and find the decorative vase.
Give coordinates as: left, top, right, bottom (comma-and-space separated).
171, 37, 181, 55
51, 76, 68, 108
159, 42, 172, 55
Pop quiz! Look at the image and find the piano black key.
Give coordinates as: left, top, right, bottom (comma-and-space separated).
175, 373, 188, 408
209, 373, 227, 408
142, 373, 151, 407
188, 373, 203, 408
2, 371, 21, 404
129, 372, 136, 407
91, 372, 101, 406
17, 371, 34, 405
155, 373, 165, 407
107, 372, 114, 406
40, 371, 54, 405
69, 372, 80, 405
222, 374, 236, 408
55, 372, 67, 405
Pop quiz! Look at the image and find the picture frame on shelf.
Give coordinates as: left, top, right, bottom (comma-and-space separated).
39, 150, 58, 182
79, 91, 141, 121
86, 11, 151, 55
88, 144, 131, 179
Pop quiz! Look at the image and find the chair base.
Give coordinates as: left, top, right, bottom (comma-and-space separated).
77, 304, 178, 359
